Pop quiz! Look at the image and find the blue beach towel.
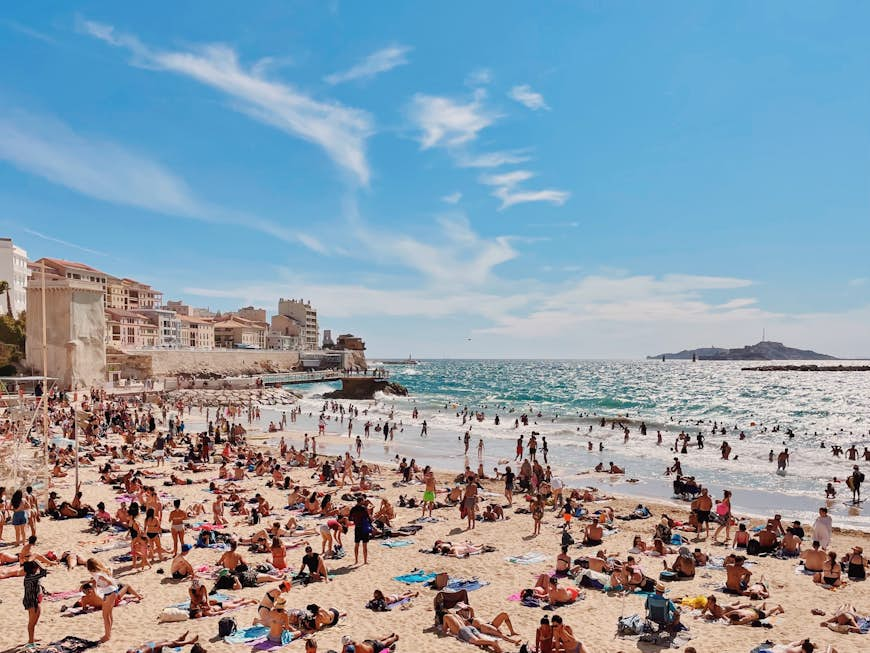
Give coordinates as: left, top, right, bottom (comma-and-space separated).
446, 578, 490, 592
225, 625, 269, 644
381, 539, 414, 548
171, 592, 232, 610
394, 571, 436, 584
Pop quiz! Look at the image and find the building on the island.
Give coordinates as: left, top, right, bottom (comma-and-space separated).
322, 329, 334, 349
165, 300, 215, 319
213, 315, 266, 349
0, 238, 28, 317
277, 298, 318, 350
137, 308, 182, 348
179, 314, 215, 350
335, 333, 366, 351
25, 267, 106, 388
105, 308, 158, 348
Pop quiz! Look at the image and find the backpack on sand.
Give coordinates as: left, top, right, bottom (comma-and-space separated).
218, 616, 237, 637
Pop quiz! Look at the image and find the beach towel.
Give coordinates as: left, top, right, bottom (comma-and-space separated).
394, 571, 436, 584
507, 552, 548, 565
110, 553, 133, 563
91, 540, 129, 553
381, 539, 414, 547
225, 625, 269, 644
44, 589, 84, 602
31, 635, 100, 653
387, 597, 412, 610
445, 578, 490, 592
252, 631, 295, 650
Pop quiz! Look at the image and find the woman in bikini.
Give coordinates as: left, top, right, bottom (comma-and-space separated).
815, 551, 844, 587
144, 507, 165, 563
254, 580, 293, 625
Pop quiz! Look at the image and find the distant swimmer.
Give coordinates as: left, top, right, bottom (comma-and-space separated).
847, 466, 864, 503
777, 449, 790, 472
608, 462, 624, 474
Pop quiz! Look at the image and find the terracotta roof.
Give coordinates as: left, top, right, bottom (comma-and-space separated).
106, 308, 150, 320
34, 257, 106, 275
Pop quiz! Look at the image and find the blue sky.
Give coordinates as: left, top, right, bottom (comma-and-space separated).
1, 3, 868, 358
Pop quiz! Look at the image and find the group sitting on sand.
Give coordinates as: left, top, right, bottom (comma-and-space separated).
0, 385, 865, 653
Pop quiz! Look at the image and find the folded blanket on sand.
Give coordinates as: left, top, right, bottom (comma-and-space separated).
381, 539, 414, 547
507, 552, 548, 564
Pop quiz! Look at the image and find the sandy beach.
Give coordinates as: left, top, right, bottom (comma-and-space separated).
1, 397, 868, 653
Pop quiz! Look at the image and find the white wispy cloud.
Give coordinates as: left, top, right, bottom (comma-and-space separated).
509, 84, 549, 111
0, 109, 324, 253
480, 169, 569, 210
408, 90, 497, 149
81, 19, 373, 185
21, 227, 110, 258
455, 149, 532, 169
2, 19, 55, 44
441, 192, 462, 204
325, 44, 411, 84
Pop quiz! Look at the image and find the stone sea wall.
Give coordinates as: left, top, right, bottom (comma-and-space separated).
164, 387, 299, 407
109, 349, 301, 379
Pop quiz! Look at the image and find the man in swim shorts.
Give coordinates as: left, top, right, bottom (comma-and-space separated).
422, 467, 437, 518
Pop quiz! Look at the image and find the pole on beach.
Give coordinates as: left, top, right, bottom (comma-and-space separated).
40, 261, 50, 501
40, 261, 48, 463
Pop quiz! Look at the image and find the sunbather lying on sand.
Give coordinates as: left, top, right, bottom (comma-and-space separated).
531, 573, 582, 604
430, 540, 493, 557
126, 631, 205, 653
819, 603, 864, 634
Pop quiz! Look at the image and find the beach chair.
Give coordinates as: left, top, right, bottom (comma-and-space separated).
434, 589, 469, 613
644, 594, 680, 642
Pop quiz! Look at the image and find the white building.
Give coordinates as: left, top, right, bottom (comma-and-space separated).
0, 238, 28, 317
277, 298, 319, 350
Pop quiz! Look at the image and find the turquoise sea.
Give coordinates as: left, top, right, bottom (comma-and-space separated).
279, 359, 870, 530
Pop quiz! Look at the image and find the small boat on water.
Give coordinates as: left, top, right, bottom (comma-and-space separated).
381, 354, 419, 365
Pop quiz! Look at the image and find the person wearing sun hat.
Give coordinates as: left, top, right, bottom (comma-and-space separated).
845, 545, 866, 580
264, 595, 301, 645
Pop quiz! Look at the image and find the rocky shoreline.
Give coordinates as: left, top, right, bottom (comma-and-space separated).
164, 387, 300, 407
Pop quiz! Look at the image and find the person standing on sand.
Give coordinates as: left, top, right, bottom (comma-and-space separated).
713, 489, 732, 544
462, 477, 478, 530
503, 466, 515, 506
422, 466, 437, 518
349, 496, 372, 565
813, 507, 833, 549
694, 488, 713, 540
477, 437, 484, 461
22, 559, 46, 644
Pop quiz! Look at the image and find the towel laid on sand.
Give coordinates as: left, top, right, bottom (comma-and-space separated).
394, 570, 436, 584
507, 552, 548, 564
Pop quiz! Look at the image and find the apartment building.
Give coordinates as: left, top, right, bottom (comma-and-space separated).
0, 238, 28, 316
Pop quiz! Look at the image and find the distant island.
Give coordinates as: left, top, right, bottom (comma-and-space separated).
648, 340, 837, 361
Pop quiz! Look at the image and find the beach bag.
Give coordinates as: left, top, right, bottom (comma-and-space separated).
432, 572, 449, 590
617, 614, 644, 636
659, 571, 677, 582
561, 530, 575, 547
218, 616, 238, 637
157, 607, 188, 623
